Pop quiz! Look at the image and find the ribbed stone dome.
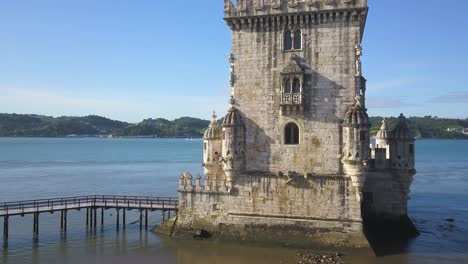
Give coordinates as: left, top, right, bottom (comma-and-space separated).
344, 96, 369, 126
223, 107, 244, 127
391, 114, 412, 140
204, 112, 222, 140
281, 58, 304, 75
376, 118, 389, 139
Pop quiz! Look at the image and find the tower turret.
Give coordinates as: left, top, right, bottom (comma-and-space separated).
342, 95, 371, 201
375, 118, 390, 159
390, 114, 415, 170
203, 111, 223, 185
222, 97, 246, 189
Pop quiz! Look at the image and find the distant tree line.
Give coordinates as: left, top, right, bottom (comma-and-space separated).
0, 113, 467, 139
370, 116, 468, 139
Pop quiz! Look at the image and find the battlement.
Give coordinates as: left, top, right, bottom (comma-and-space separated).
224, 0, 367, 19
178, 172, 229, 194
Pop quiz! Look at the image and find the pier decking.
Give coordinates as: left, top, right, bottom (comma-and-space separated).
1, 195, 178, 247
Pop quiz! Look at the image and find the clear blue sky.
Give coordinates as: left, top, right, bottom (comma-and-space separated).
1, 0, 467, 122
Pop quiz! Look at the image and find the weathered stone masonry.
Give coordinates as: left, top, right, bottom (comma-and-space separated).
172, 0, 417, 248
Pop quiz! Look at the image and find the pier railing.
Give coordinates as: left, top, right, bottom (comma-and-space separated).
2, 195, 179, 246
0, 195, 178, 216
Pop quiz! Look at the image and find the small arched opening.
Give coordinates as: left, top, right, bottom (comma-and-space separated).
284, 123, 300, 145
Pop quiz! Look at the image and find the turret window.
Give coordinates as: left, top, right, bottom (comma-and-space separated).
284, 123, 300, 145
284, 30, 302, 51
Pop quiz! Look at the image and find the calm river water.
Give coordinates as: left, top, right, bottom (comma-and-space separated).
0, 138, 467, 264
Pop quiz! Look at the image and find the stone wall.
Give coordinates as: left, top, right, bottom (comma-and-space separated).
176, 173, 369, 248
363, 170, 415, 219
230, 18, 363, 175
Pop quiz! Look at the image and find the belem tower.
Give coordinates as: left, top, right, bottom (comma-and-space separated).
170, 0, 417, 248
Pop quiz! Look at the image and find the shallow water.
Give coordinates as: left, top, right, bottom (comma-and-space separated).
0, 138, 467, 264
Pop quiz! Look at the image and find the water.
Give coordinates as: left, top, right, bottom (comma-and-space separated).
0, 138, 467, 263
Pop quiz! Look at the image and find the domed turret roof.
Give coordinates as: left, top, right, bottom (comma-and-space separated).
391, 114, 413, 140
344, 95, 369, 126
376, 118, 389, 139
223, 96, 244, 127
204, 111, 222, 140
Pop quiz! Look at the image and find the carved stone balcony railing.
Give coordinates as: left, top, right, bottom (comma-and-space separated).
281, 93, 303, 105
280, 93, 304, 115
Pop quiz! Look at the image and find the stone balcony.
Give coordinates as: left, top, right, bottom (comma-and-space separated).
280, 93, 304, 115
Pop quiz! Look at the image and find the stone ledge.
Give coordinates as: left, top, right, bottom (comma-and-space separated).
228, 211, 362, 223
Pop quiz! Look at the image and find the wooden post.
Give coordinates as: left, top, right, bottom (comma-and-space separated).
139, 210, 143, 231
86, 208, 89, 226
60, 211, 64, 230
90, 208, 93, 230
93, 208, 97, 229
116, 209, 120, 232
33, 213, 39, 241
3, 216, 8, 242
163, 210, 165, 222
101, 208, 104, 227
63, 210, 68, 232
123, 209, 126, 230
145, 209, 148, 230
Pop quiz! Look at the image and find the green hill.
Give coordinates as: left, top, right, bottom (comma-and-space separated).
370, 116, 468, 139
0, 113, 467, 139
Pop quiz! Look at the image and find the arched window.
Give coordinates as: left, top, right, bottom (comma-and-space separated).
293, 30, 302, 50
284, 79, 291, 93
284, 31, 292, 51
285, 123, 300, 145
292, 78, 301, 93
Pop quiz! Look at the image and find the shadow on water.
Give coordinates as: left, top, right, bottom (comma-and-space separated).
363, 215, 419, 257
362, 192, 468, 258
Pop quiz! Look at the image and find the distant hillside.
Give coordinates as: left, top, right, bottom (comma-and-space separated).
0, 114, 128, 137
0, 114, 209, 138
0, 113, 467, 139
370, 116, 468, 139
115, 117, 209, 138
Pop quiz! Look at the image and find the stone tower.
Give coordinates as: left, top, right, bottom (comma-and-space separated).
172, 0, 417, 248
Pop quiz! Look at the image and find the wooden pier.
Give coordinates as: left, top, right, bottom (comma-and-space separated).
1, 195, 178, 247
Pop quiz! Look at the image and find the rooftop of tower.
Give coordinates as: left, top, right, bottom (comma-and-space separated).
224, 0, 368, 19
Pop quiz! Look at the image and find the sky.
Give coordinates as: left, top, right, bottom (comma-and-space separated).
0, 0, 467, 122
